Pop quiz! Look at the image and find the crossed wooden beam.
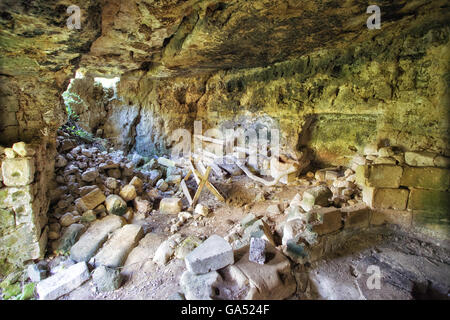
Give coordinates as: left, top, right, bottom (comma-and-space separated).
181, 160, 225, 208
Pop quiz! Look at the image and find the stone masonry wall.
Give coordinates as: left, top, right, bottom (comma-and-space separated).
0, 141, 54, 276
355, 149, 450, 239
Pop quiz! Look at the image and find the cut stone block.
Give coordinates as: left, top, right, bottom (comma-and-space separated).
310, 207, 342, 235
36, 262, 90, 300
356, 164, 403, 188
300, 185, 332, 211
407, 189, 450, 214
1, 158, 35, 186
404, 151, 436, 167
180, 270, 222, 300
92, 224, 144, 268
70, 215, 125, 262
76, 188, 106, 212
413, 210, 450, 239
249, 237, 267, 264
363, 187, 409, 210
225, 243, 296, 300
105, 194, 127, 216
400, 167, 450, 191
341, 203, 370, 229
185, 234, 234, 274
159, 197, 182, 214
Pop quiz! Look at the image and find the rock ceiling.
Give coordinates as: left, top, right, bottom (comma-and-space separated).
1, 0, 448, 80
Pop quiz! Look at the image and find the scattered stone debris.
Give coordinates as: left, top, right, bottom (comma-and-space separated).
92, 266, 123, 292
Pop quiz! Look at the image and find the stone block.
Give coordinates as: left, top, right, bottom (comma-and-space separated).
400, 167, 450, 191
407, 189, 450, 214
185, 234, 234, 274
370, 209, 412, 228
356, 164, 403, 188
56, 223, 86, 253
1, 158, 35, 186
92, 224, 144, 268
76, 188, 106, 212
36, 262, 90, 300
404, 151, 436, 167
92, 266, 123, 292
159, 197, 182, 214
310, 207, 342, 235
300, 185, 332, 211
180, 270, 222, 300
249, 237, 267, 264
363, 187, 409, 210
70, 215, 126, 262
341, 203, 370, 229
0, 185, 34, 208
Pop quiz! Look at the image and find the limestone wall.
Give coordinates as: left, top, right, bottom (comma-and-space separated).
0, 141, 54, 276
355, 150, 450, 239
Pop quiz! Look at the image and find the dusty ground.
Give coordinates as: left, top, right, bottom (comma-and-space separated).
61, 176, 450, 300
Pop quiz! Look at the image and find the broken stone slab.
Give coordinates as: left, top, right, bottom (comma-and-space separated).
355, 164, 403, 188
36, 262, 90, 300
1, 157, 35, 186
185, 234, 234, 274
310, 207, 343, 235
159, 197, 182, 214
91, 224, 144, 268
400, 167, 450, 191
180, 270, 222, 300
76, 188, 106, 212
223, 243, 296, 300
92, 265, 123, 292
249, 237, 267, 264
70, 215, 126, 262
300, 185, 332, 211
105, 194, 127, 216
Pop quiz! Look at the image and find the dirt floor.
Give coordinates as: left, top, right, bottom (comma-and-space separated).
60, 176, 450, 300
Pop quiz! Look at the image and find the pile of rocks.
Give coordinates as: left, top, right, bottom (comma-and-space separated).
47, 133, 185, 254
